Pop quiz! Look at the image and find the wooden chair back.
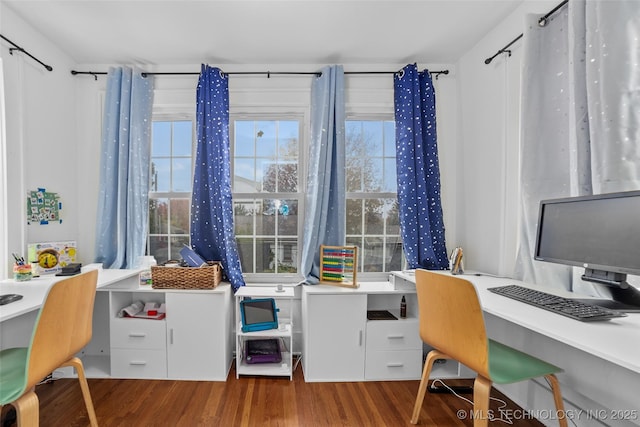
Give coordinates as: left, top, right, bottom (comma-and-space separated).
415, 269, 490, 379
26, 270, 98, 389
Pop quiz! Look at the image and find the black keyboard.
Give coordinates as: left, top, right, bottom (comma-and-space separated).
488, 285, 627, 321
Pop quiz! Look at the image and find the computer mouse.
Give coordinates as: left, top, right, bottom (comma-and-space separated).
0, 293, 23, 305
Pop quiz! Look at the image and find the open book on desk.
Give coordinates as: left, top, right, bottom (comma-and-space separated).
119, 301, 166, 320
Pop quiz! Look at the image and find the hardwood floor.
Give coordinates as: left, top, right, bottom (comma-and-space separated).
2, 364, 544, 427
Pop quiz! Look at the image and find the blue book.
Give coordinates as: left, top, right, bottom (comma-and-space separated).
179, 246, 207, 267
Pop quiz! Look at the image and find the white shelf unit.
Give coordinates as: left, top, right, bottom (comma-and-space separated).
301, 281, 423, 382
90, 282, 233, 381
235, 286, 295, 380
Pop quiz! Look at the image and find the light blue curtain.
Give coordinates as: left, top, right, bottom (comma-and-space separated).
191, 64, 245, 292
299, 65, 346, 284
393, 63, 448, 270
95, 67, 154, 269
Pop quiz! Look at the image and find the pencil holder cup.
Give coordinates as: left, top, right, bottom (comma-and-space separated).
13, 263, 33, 281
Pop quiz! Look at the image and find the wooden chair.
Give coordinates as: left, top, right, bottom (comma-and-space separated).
0, 270, 99, 426
411, 269, 567, 427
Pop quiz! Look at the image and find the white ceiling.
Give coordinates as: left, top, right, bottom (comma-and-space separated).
3, 0, 523, 66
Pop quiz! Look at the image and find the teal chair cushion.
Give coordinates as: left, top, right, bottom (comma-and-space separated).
488, 339, 562, 384
0, 347, 28, 405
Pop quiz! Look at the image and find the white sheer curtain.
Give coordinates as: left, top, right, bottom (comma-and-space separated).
515, 0, 640, 292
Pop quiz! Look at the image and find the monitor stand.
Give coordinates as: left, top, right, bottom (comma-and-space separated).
575, 275, 640, 312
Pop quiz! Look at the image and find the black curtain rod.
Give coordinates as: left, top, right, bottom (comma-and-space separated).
71, 69, 450, 81
484, 0, 569, 65
0, 34, 53, 71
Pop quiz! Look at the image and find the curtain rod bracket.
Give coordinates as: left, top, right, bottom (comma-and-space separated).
484, 0, 567, 65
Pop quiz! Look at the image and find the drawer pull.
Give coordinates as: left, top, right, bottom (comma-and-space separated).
129, 333, 147, 338
387, 362, 404, 368
387, 335, 405, 339
129, 361, 147, 366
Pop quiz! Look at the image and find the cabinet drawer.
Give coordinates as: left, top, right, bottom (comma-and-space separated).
366, 319, 421, 351
365, 349, 422, 380
111, 318, 166, 350
111, 348, 167, 378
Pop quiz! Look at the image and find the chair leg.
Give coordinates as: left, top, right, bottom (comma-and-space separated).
545, 374, 568, 427
410, 350, 450, 425
61, 357, 98, 427
13, 390, 39, 427
473, 375, 492, 427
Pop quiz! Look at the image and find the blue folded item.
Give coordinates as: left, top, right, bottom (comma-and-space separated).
180, 246, 207, 267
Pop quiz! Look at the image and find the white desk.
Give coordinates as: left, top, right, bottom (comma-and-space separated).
0, 269, 140, 349
402, 270, 640, 427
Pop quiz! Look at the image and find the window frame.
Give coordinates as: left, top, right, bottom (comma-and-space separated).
230, 111, 308, 283
147, 112, 195, 264
345, 114, 404, 280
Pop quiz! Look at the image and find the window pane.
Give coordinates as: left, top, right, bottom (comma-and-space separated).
236, 238, 254, 273
170, 199, 190, 234
278, 121, 299, 157
383, 158, 397, 192
234, 200, 255, 236
363, 237, 384, 272
277, 199, 298, 236
362, 121, 383, 153
173, 121, 192, 156
256, 238, 275, 273
235, 121, 255, 157
170, 236, 190, 260
386, 199, 400, 235
386, 239, 403, 271
346, 156, 363, 192
364, 199, 384, 235
363, 158, 383, 192
346, 199, 362, 234
256, 200, 276, 235
255, 121, 277, 157
383, 121, 396, 157
151, 159, 170, 192
172, 158, 192, 192
234, 158, 257, 192
149, 236, 169, 264
152, 122, 171, 156
278, 238, 297, 273
149, 198, 168, 234
278, 162, 298, 192
260, 159, 276, 192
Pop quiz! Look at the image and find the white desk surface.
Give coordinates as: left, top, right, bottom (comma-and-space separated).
420, 271, 640, 375
0, 268, 140, 322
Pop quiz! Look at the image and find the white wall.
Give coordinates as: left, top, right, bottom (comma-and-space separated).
456, 1, 557, 277
0, 5, 79, 275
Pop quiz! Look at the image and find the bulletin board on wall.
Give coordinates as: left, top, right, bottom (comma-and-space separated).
27, 188, 62, 224
319, 245, 358, 288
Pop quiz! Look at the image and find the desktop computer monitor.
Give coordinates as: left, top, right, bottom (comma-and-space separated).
534, 190, 640, 311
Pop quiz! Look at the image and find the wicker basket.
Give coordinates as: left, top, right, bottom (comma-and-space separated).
151, 262, 221, 289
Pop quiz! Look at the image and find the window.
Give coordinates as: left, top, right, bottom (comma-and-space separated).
232, 119, 301, 275
345, 120, 403, 273
147, 115, 402, 276
148, 120, 194, 264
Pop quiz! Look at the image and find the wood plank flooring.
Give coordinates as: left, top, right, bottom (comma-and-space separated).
2, 364, 544, 426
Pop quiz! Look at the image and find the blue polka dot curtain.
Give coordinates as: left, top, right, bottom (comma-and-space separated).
191, 65, 245, 291
95, 67, 154, 269
393, 64, 448, 270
